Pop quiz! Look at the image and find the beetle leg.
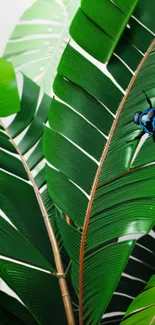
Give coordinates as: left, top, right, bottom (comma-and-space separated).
143, 90, 153, 108
126, 130, 145, 143
134, 131, 145, 140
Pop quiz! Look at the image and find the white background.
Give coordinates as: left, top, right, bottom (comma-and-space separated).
0, 0, 35, 55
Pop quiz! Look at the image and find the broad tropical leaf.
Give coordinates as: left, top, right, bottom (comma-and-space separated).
43, 0, 155, 324
0, 75, 68, 324
0, 290, 38, 325
120, 275, 155, 325
4, 0, 80, 96
0, 260, 66, 325
70, 0, 139, 63
0, 58, 20, 117
101, 229, 155, 324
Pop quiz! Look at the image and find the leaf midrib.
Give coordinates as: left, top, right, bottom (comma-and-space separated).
79, 39, 155, 325
97, 162, 154, 189
0, 119, 64, 277
0, 119, 76, 325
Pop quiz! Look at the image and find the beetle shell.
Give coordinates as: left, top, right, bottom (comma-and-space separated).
139, 108, 155, 135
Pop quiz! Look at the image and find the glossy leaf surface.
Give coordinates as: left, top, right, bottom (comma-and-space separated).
44, 0, 155, 323
0, 260, 67, 325
0, 76, 66, 324
121, 275, 155, 325
70, 0, 139, 62
0, 291, 38, 325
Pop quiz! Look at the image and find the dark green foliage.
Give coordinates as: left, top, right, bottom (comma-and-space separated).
0, 76, 67, 324
44, 0, 155, 324
70, 0, 139, 62
121, 275, 155, 325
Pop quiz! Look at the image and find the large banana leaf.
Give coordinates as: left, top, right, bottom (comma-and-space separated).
43, 0, 155, 324
4, 0, 80, 96
101, 229, 155, 325
120, 275, 155, 325
0, 290, 38, 325
0, 73, 67, 324
70, 0, 139, 63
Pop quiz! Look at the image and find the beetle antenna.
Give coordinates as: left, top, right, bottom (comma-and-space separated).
142, 90, 152, 108
142, 90, 148, 98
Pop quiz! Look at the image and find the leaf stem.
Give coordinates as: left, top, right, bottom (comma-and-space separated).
78, 39, 155, 325
0, 119, 75, 325
150, 316, 155, 325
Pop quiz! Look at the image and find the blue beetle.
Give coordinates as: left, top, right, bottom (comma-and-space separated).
130, 91, 155, 142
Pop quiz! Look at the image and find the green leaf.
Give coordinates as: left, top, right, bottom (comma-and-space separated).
57, 44, 122, 113
145, 275, 155, 290
0, 131, 16, 153
0, 150, 28, 180
43, 125, 98, 194
0, 170, 54, 267
4, 0, 80, 96
8, 76, 40, 138
0, 214, 52, 271
44, 0, 155, 323
70, 0, 139, 62
0, 291, 38, 325
0, 58, 20, 117
48, 98, 106, 161
0, 260, 67, 325
121, 275, 155, 325
126, 288, 155, 317
103, 233, 155, 323
0, 76, 67, 324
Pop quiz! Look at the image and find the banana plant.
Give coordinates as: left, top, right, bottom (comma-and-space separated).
0, 61, 74, 324
120, 275, 155, 325
1, 0, 155, 325
0, 290, 39, 325
4, 0, 80, 96
43, 0, 155, 324
1, 0, 79, 322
